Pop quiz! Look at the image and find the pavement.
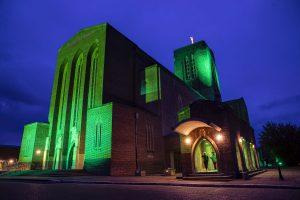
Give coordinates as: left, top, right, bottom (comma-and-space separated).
0, 168, 300, 200
1, 182, 300, 200
1, 168, 300, 189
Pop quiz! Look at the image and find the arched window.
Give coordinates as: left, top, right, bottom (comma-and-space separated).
72, 53, 84, 127
58, 63, 68, 129
94, 122, 102, 148
146, 121, 154, 152
88, 47, 99, 109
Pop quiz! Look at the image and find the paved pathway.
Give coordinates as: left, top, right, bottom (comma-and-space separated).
1, 168, 300, 189
1, 168, 300, 200
1, 181, 299, 200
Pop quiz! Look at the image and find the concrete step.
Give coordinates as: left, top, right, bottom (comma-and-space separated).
183, 173, 233, 181
248, 169, 267, 177
38, 170, 89, 177
189, 172, 225, 176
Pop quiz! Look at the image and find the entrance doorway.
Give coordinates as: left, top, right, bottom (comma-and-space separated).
194, 138, 218, 173
67, 144, 75, 170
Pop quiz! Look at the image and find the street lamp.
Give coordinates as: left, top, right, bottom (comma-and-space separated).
8, 159, 14, 164
36, 149, 41, 155
239, 137, 244, 143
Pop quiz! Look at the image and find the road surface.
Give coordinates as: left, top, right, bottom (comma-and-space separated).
1, 181, 299, 200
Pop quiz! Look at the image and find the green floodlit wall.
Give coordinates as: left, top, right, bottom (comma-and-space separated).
19, 123, 49, 168
19, 124, 37, 163
177, 106, 191, 122
32, 123, 49, 169
194, 48, 212, 87
84, 102, 113, 174
174, 41, 221, 101
141, 64, 161, 103
235, 141, 243, 171
46, 24, 107, 170
240, 139, 258, 171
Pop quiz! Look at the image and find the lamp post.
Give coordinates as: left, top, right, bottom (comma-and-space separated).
134, 112, 140, 176
276, 158, 284, 180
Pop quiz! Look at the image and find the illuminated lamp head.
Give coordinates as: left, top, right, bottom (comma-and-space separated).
36, 149, 41, 155
239, 137, 244, 143
215, 133, 223, 142
184, 137, 192, 145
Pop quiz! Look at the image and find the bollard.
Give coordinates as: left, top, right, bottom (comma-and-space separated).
277, 165, 284, 180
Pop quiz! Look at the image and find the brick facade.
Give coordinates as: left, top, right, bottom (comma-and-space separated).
18, 23, 259, 177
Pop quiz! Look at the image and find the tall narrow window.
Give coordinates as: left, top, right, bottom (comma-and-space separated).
184, 56, 191, 80
146, 122, 154, 152
59, 66, 68, 129
177, 95, 183, 110
88, 48, 99, 109
94, 122, 101, 148
191, 54, 197, 79
72, 53, 84, 127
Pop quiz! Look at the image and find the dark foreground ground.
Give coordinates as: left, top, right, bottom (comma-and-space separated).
1, 168, 300, 200
1, 182, 300, 200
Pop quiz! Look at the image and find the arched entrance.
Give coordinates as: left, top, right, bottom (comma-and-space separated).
194, 138, 218, 172
67, 144, 75, 170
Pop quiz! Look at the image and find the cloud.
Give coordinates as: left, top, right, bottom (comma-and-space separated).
0, 95, 48, 145
259, 94, 300, 110
0, 75, 43, 106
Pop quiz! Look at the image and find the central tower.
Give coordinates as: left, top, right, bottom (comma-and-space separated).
174, 41, 221, 101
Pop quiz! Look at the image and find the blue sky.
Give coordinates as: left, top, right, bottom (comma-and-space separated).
0, 0, 300, 145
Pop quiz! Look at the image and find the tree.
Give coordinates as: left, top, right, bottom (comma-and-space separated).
259, 122, 300, 166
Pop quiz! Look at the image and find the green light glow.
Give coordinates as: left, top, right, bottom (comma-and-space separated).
19, 123, 49, 169
177, 106, 190, 122
143, 64, 161, 103
84, 102, 113, 174
194, 139, 218, 172
240, 140, 258, 171
19, 124, 36, 164
235, 141, 243, 171
65, 52, 84, 169
194, 48, 212, 87
43, 24, 107, 170
275, 157, 284, 166
174, 41, 221, 101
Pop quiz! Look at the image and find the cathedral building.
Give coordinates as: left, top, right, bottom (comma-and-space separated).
18, 23, 259, 177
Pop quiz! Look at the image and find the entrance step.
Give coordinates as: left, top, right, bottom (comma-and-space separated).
183, 173, 233, 181
190, 172, 225, 176
248, 169, 267, 178
38, 170, 89, 177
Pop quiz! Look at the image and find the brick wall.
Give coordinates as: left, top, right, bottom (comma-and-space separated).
111, 103, 165, 176
174, 100, 257, 176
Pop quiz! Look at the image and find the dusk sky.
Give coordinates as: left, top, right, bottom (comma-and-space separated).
0, 0, 299, 146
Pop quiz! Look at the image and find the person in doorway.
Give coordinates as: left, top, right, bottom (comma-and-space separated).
210, 152, 217, 170
202, 152, 209, 171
